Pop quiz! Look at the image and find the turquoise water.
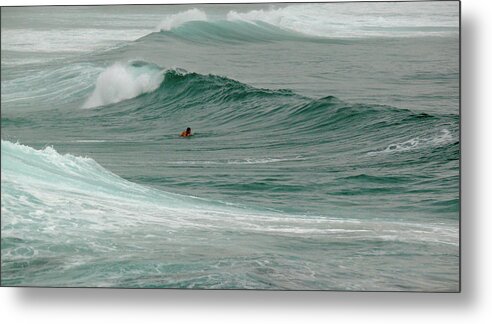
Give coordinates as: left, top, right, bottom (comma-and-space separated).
1, 2, 459, 290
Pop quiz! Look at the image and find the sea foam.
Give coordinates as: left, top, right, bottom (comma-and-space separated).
157, 8, 208, 31
226, 3, 458, 38
153, 3, 457, 41
368, 129, 454, 155
82, 61, 164, 109
1, 140, 454, 242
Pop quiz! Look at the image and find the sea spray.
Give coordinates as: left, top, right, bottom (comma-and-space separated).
83, 61, 164, 109
157, 8, 208, 32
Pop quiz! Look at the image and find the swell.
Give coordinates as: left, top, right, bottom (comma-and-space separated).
154, 20, 336, 44
2, 59, 459, 158
153, 7, 326, 43
81, 63, 459, 150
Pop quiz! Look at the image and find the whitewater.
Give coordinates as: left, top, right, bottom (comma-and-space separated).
1, 2, 459, 290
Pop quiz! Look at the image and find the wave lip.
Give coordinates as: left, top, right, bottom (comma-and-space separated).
75, 60, 459, 141
156, 19, 320, 44
147, 3, 458, 47
157, 8, 208, 31
82, 61, 165, 109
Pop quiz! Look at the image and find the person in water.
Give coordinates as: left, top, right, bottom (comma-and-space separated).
180, 127, 192, 137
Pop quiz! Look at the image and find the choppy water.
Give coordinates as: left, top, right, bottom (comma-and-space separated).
1, 2, 460, 290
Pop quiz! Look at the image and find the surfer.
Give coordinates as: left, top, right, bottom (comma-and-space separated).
180, 127, 192, 137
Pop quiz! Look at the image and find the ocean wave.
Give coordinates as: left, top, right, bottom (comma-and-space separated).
2, 60, 165, 110
82, 61, 165, 109
1, 63, 102, 108
153, 3, 458, 41
3, 57, 458, 145
81, 61, 299, 109
76, 60, 458, 143
156, 19, 322, 44
1, 140, 459, 287
1, 139, 287, 220
156, 8, 208, 31
1, 139, 457, 243
2, 56, 458, 146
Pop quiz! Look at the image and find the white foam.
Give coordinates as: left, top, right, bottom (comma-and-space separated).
226, 2, 458, 38
167, 156, 305, 165
157, 8, 208, 31
73, 140, 108, 143
82, 62, 164, 109
368, 129, 454, 155
1, 139, 458, 260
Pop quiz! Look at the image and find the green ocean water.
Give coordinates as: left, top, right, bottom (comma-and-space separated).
1, 2, 459, 290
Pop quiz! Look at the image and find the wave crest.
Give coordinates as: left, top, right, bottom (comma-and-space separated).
157, 8, 208, 31
82, 61, 165, 109
77, 61, 457, 141
153, 3, 457, 40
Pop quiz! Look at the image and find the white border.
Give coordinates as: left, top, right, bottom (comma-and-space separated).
1, 0, 491, 323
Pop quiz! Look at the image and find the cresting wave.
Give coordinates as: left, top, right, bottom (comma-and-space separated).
1, 139, 458, 288
82, 61, 165, 109
0, 139, 304, 223
3, 58, 459, 153
154, 5, 458, 39
156, 20, 318, 44
5, 57, 457, 161
81, 60, 298, 109
1, 140, 458, 245
79, 61, 458, 147
156, 8, 208, 31
2, 61, 160, 110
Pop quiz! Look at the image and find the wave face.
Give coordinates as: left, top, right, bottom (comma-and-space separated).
77, 64, 459, 142
157, 20, 320, 44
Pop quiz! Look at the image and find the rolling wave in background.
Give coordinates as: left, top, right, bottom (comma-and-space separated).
155, 6, 459, 38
